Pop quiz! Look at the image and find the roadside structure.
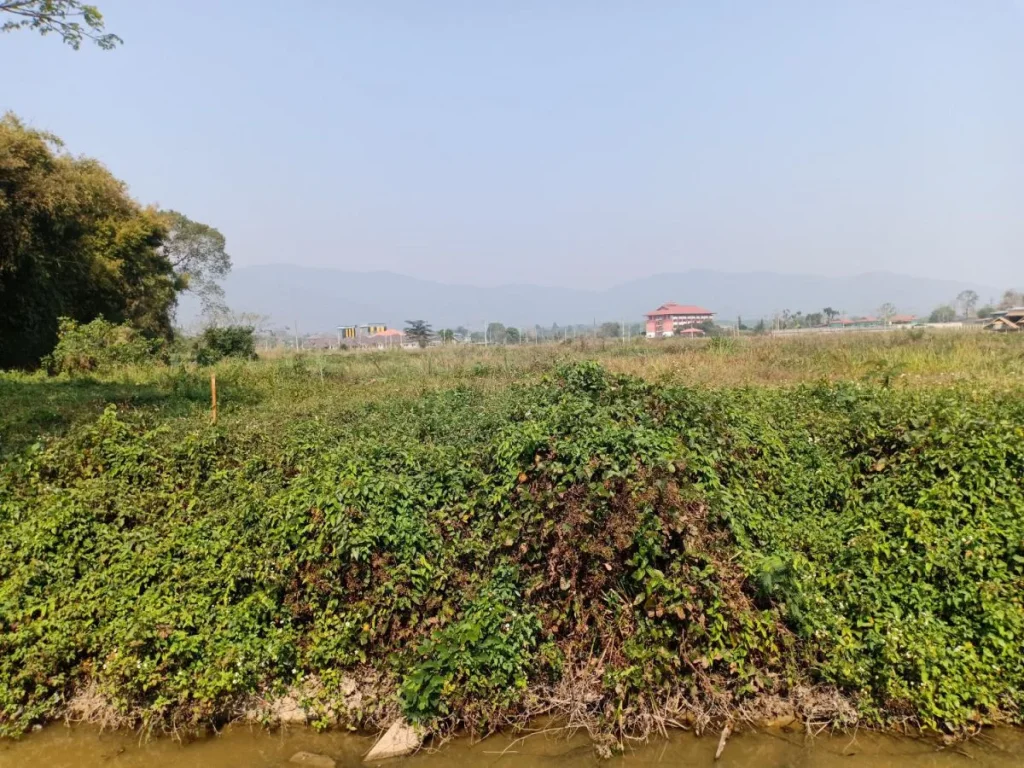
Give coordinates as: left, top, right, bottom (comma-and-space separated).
984, 307, 1024, 332
645, 303, 715, 338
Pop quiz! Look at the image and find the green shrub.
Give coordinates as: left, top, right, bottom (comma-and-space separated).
193, 326, 257, 365
707, 335, 738, 354
1, 361, 1023, 737
42, 317, 162, 374
400, 566, 540, 725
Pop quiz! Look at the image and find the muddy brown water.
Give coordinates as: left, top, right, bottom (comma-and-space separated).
2, 724, 1023, 768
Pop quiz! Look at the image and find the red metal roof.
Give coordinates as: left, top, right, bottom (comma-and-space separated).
645, 303, 714, 317
677, 327, 705, 335
371, 328, 404, 337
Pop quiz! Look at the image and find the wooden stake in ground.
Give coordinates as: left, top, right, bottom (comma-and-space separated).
210, 372, 217, 424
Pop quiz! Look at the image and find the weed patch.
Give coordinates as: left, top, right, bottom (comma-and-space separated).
1, 353, 1023, 740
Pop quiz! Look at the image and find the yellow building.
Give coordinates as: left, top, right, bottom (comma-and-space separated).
337, 324, 389, 343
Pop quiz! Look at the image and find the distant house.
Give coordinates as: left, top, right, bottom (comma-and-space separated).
889, 314, 917, 325
984, 307, 1024, 332
336, 324, 391, 345
369, 328, 404, 348
645, 303, 715, 338
677, 327, 705, 337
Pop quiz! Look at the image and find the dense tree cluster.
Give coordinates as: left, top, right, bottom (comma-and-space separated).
928, 288, 1021, 323
0, 115, 179, 367
0, 114, 229, 368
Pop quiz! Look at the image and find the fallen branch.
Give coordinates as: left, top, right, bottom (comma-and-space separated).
715, 720, 734, 760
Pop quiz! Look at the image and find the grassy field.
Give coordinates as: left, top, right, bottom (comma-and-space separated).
3, 330, 1022, 457
1, 330, 1023, 742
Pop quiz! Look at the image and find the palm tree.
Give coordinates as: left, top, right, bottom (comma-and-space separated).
404, 320, 433, 348
438, 328, 455, 344
823, 307, 839, 324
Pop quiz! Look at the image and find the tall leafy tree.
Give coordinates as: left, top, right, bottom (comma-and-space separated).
158, 210, 232, 318
486, 322, 506, 344
956, 290, 979, 318
0, 113, 177, 367
998, 289, 1023, 310
1, 1, 119, 48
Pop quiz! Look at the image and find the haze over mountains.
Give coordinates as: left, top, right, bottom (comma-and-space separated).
178, 265, 996, 332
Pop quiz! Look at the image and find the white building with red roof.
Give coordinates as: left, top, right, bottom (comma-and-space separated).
644, 302, 715, 338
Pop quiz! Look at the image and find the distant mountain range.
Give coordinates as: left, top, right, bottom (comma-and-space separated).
176, 265, 996, 332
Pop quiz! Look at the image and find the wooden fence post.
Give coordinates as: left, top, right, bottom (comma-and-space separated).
211, 372, 217, 425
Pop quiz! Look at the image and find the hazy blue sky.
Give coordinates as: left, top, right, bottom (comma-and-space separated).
2, 1, 1021, 289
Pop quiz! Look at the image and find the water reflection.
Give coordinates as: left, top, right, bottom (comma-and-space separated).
1, 724, 1021, 768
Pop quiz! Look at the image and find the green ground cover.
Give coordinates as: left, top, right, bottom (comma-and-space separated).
1, 333, 1023, 738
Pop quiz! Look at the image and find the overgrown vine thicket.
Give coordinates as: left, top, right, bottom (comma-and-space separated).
1, 362, 1023, 738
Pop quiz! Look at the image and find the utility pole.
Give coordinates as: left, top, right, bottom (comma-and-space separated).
294, 320, 299, 351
